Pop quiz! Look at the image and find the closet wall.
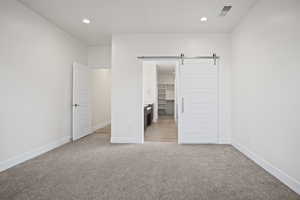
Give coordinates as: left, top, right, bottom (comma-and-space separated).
143, 62, 158, 122
111, 34, 232, 144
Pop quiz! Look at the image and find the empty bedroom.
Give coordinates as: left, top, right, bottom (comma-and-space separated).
0, 0, 299, 199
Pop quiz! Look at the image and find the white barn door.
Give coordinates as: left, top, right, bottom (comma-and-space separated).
72, 63, 92, 141
178, 59, 219, 144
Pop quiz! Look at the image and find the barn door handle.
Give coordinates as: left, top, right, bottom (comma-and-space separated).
181, 97, 184, 113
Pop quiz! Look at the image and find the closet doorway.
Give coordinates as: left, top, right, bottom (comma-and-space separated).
140, 54, 220, 144
142, 61, 178, 143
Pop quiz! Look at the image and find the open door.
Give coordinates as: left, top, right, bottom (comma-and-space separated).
178, 59, 219, 144
72, 62, 92, 141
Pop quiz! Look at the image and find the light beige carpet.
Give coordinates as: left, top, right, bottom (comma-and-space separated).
0, 133, 299, 200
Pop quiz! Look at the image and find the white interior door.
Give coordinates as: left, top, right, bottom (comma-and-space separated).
72, 62, 92, 141
178, 59, 219, 144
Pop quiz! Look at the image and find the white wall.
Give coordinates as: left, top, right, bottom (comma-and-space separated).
143, 62, 157, 105
111, 34, 232, 143
232, 0, 300, 194
158, 72, 175, 85
0, 0, 87, 171
143, 62, 158, 122
91, 69, 111, 130
88, 45, 111, 68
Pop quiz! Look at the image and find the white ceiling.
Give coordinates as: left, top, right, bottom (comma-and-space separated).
19, 0, 257, 45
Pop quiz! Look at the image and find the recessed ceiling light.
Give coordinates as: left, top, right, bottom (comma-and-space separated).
82, 18, 91, 24
200, 17, 208, 22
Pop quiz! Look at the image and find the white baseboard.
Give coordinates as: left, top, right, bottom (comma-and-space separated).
233, 142, 300, 195
111, 137, 142, 144
92, 121, 111, 132
0, 136, 71, 172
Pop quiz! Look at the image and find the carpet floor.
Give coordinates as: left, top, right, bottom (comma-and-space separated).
0, 133, 299, 200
